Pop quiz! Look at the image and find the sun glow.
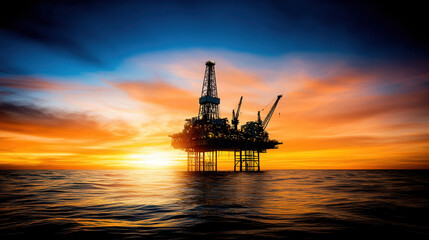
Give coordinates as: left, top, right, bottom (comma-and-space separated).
127, 152, 178, 168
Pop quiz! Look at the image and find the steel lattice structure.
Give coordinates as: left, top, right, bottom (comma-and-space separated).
198, 61, 220, 120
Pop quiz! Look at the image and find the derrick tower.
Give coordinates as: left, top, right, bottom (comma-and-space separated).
198, 61, 220, 120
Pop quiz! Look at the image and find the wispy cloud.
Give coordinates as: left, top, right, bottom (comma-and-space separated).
0, 76, 76, 90
0, 101, 135, 140
111, 80, 196, 113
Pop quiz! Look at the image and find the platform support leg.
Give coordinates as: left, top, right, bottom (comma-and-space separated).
239, 150, 242, 172
198, 152, 200, 171
257, 151, 260, 172
215, 151, 218, 172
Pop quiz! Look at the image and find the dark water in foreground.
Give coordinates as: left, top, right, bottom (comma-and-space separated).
0, 170, 428, 239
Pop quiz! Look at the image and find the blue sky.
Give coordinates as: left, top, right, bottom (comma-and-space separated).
1, 0, 427, 77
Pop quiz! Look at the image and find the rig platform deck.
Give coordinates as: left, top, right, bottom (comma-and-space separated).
170, 61, 282, 172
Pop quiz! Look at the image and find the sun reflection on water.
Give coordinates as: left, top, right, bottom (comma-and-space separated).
1, 170, 428, 238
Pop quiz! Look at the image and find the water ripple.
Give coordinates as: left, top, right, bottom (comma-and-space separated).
0, 170, 428, 239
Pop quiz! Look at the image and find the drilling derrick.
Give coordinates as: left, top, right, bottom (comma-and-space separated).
198, 61, 220, 120
170, 61, 282, 172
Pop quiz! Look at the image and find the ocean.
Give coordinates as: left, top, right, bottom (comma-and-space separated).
0, 170, 428, 239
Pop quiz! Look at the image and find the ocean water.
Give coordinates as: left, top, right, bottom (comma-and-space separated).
0, 170, 428, 240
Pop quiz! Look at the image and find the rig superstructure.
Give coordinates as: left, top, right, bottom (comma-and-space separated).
170, 61, 282, 172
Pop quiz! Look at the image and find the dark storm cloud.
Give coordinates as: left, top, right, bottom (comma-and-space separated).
0, 101, 48, 120
0, 0, 102, 68
264, 0, 429, 57
0, 76, 71, 90
0, 100, 136, 140
0, 0, 427, 75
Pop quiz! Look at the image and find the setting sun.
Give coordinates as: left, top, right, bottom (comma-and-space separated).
127, 152, 179, 169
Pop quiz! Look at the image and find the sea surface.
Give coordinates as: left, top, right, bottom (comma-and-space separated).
0, 170, 428, 239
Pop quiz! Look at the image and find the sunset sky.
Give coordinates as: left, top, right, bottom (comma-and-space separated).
1, 0, 428, 170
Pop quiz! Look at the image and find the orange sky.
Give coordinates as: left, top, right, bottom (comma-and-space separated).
1, 51, 428, 170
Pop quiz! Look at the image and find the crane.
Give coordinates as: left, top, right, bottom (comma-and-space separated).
261, 95, 282, 130
231, 96, 243, 130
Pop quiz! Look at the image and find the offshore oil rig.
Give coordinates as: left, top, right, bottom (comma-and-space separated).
170, 61, 282, 172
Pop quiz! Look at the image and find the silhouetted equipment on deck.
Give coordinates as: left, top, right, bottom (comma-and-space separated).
170, 61, 282, 172
262, 95, 282, 130
231, 96, 243, 130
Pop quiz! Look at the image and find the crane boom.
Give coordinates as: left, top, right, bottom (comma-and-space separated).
262, 95, 282, 130
235, 96, 243, 119
231, 96, 243, 130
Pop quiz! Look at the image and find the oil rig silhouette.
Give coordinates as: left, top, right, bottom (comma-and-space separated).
170, 61, 282, 172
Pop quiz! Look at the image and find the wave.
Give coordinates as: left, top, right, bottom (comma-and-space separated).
0, 169, 428, 239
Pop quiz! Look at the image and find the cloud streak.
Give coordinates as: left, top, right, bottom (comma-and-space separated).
0, 76, 75, 91
0, 101, 135, 140
111, 80, 197, 113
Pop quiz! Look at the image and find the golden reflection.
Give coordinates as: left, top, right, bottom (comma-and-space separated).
41, 170, 185, 228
